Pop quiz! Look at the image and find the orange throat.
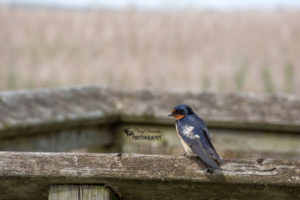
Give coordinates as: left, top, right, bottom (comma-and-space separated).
174, 114, 185, 120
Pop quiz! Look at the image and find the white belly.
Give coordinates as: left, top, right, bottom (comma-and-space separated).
176, 124, 195, 155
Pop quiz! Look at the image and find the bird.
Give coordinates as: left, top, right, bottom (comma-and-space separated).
168, 104, 224, 169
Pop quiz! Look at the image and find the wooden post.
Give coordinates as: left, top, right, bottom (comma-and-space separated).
49, 185, 118, 200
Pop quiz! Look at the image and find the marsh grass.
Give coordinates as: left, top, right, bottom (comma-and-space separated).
261, 66, 274, 93
234, 62, 248, 91
0, 6, 300, 95
284, 62, 294, 93
7, 66, 16, 90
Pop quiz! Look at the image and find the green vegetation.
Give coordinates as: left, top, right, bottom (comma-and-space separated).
7, 65, 16, 90
284, 62, 294, 93
234, 62, 248, 91
261, 66, 274, 93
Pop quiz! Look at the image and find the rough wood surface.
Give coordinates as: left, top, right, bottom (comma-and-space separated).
1, 86, 300, 138
115, 88, 300, 132
49, 185, 118, 200
0, 86, 118, 137
0, 152, 299, 200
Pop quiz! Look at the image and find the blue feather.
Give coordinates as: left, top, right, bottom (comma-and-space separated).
173, 104, 224, 169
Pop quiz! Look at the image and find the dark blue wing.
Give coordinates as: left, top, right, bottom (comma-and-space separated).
187, 114, 224, 165
177, 125, 220, 169
189, 137, 220, 169
199, 128, 224, 165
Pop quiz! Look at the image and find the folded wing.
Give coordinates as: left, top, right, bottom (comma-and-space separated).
201, 128, 224, 165
179, 129, 220, 169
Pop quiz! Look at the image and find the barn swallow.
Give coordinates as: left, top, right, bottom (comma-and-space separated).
168, 104, 224, 169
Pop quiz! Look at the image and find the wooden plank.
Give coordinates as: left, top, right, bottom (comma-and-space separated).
116, 89, 300, 132
1, 86, 300, 139
49, 185, 79, 200
0, 152, 299, 200
0, 86, 118, 137
49, 185, 118, 200
0, 125, 115, 152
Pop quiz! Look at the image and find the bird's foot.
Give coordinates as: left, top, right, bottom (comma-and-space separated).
183, 152, 194, 157
206, 168, 215, 174
183, 153, 193, 158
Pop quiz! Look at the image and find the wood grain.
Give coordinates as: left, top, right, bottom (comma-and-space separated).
49, 185, 118, 200
1, 86, 300, 138
0, 152, 299, 200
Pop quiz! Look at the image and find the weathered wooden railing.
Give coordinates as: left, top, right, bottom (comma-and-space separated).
0, 152, 299, 200
0, 86, 300, 199
1, 86, 300, 158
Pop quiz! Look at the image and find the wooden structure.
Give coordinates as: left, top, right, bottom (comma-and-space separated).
0, 86, 300, 199
0, 152, 299, 200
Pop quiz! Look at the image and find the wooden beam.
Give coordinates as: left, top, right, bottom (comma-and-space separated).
116, 89, 300, 132
0, 86, 118, 137
0, 152, 299, 200
49, 185, 118, 200
1, 86, 300, 138
0, 125, 115, 152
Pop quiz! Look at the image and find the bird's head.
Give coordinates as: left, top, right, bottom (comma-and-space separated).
168, 104, 194, 120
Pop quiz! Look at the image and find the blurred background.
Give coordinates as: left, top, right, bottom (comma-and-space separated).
1, 1, 300, 162
0, 0, 300, 95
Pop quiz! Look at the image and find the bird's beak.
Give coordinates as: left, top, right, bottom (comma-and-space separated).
168, 113, 174, 117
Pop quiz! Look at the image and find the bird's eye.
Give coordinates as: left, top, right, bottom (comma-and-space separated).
177, 109, 185, 115
186, 107, 193, 115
